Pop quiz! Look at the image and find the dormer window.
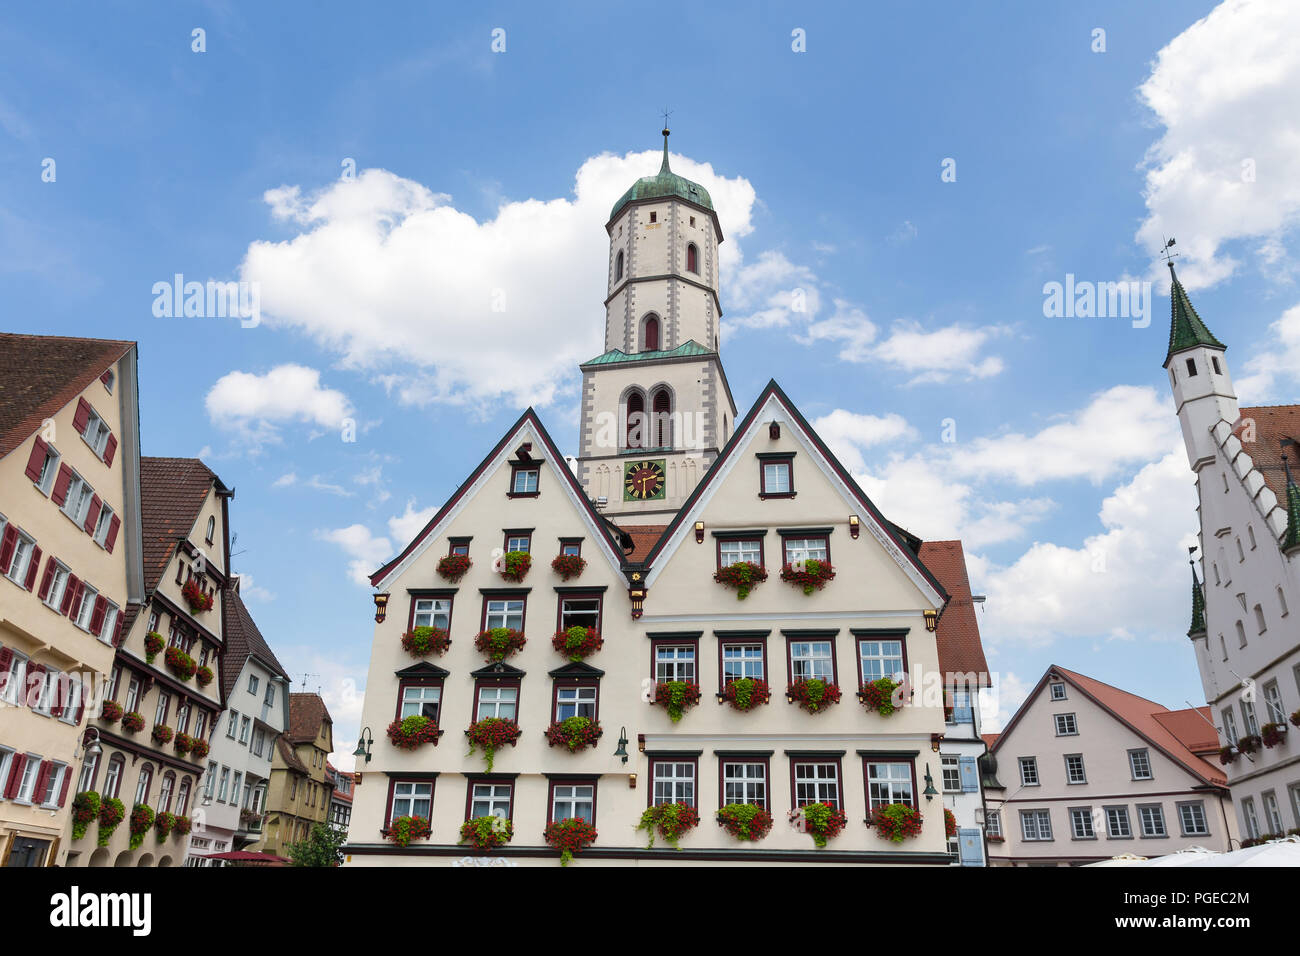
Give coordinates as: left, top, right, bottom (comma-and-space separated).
686, 243, 699, 274
509, 464, 540, 498
1186, 357, 1198, 377
758, 454, 795, 498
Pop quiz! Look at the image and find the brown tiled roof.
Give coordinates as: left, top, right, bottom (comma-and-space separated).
0, 333, 134, 459
919, 540, 991, 685
981, 733, 999, 750
1234, 406, 1300, 506
221, 584, 289, 698
288, 692, 332, 743
140, 456, 218, 591
1049, 666, 1226, 787
1153, 706, 1220, 756
275, 733, 309, 774
620, 524, 668, 563
326, 762, 354, 805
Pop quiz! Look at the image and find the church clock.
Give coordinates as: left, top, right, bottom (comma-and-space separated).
623, 459, 667, 501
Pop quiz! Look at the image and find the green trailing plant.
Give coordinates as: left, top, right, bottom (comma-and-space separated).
384, 815, 432, 849
551, 625, 602, 661
722, 677, 771, 711
858, 677, 902, 716
498, 550, 532, 582
401, 625, 452, 657
543, 818, 597, 866
778, 559, 837, 595
151, 723, 174, 745
474, 627, 526, 662
164, 646, 197, 681
172, 816, 192, 837
155, 811, 176, 842
636, 802, 701, 849
716, 804, 774, 842
195, 665, 214, 687
97, 797, 125, 846
386, 714, 443, 749
71, 791, 100, 841
944, 808, 958, 839
128, 803, 155, 850
544, 716, 603, 752
99, 699, 123, 723
787, 678, 842, 713
121, 711, 144, 733
653, 681, 701, 722
797, 802, 848, 848
191, 739, 209, 760
870, 802, 923, 843
465, 718, 522, 771
143, 632, 164, 663
459, 815, 514, 851
713, 561, 768, 599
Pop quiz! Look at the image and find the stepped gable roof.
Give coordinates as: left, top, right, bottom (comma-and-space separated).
221, 584, 289, 697
288, 692, 332, 744
0, 332, 133, 459
919, 540, 990, 686
140, 456, 221, 591
1235, 405, 1300, 513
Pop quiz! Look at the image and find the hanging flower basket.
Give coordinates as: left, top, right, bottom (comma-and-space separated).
722, 678, 771, 711
870, 802, 924, 843
128, 803, 155, 850
386, 815, 431, 848
544, 716, 603, 752
143, 632, 164, 663
437, 554, 472, 583
544, 818, 597, 866
459, 815, 514, 851
653, 681, 702, 722
551, 626, 602, 661
794, 802, 848, 848
1218, 745, 1237, 765
551, 554, 587, 581
173, 732, 195, 755
713, 561, 767, 600
386, 714, 443, 750
181, 578, 213, 613
172, 816, 192, 837
498, 551, 532, 583
858, 677, 902, 716
465, 718, 522, 771
97, 797, 125, 847
401, 626, 452, 657
191, 739, 209, 760
779, 559, 837, 595
944, 808, 958, 839
1261, 722, 1287, 748
1291, 709, 1300, 728
154, 811, 176, 842
716, 804, 773, 842
72, 791, 100, 842
788, 679, 842, 713
165, 646, 197, 681
121, 711, 145, 733
100, 700, 123, 724
195, 665, 214, 688
636, 802, 701, 850
151, 723, 174, 745
474, 627, 526, 662
1236, 734, 1262, 755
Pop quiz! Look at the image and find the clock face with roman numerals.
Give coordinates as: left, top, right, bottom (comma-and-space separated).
623, 459, 666, 501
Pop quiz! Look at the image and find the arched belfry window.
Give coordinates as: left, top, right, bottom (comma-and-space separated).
643, 314, 660, 352
686, 243, 699, 275
652, 388, 673, 449
626, 392, 646, 449
615, 249, 624, 282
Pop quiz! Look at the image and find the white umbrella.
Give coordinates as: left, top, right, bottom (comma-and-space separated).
1138, 846, 1220, 867
1086, 852, 1148, 866
1182, 836, 1300, 867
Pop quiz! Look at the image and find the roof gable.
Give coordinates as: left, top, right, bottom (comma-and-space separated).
221, 584, 289, 697
140, 456, 221, 592
919, 540, 990, 684
288, 693, 333, 744
370, 408, 626, 591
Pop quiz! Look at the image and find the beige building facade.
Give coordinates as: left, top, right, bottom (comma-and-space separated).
261, 693, 334, 857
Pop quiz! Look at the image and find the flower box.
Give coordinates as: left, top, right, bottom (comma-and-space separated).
722, 677, 771, 711
465, 718, 522, 771
151, 724, 174, 745
100, 700, 123, 724
459, 815, 514, 851
779, 559, 836, 595
97, 797, 125, 847
653, 681, 701, 722
1261, 722, 1287, 748
181, 578, 213, 613
636, 802, 700, 849
72, 791, 100, 842
858, 677, 902, 716
551, 554, 587, 581
191, 739, 209, 760
437, 554, 473, 582
121, 711, 145, 733
498, 550, 532, 583
386, 714, 443, 750
543, 817, 597, 866
944, 808, 958, 839
793, 802, 848, 848
154, 811, 176, 842
474, 627, 526, 662
787, 679, 842, 713
143, 632, 164, 663
172, 816, 192, 837
401, 626, 452, 657
716, 804, 773, 841
1218, 745, 1237, 765
128, 803, 155, 850
551, 626, 602, 661
544, 716, 603, 752
1291, 709, 1300, 729
165, 646, 197, 681
386, 815, 431, 848
713, 561, 767, 600
173, 732, 195, 755
1236, 734, 1262, 755
195, 665, 214, 688
870, 802, 924, 843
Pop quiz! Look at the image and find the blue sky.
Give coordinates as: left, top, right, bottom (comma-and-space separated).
6, 0, 1300, 762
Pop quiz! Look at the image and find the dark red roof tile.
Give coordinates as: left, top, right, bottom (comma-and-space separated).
139, 456, 218, 592
919, 540, 991, 685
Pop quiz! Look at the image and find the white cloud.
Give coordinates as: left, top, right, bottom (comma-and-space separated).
315, 524, 392, 587
1136, 0, 1300, 287
888, 220, 918, 244
272, 472, 297, 488
387, 499, 438, 546
235, 573, 275, 602
305, 476, 352, 497
811, 408, 917, 473
205, 364, 354, 450
981, 670, 1032, 733
242, 154, 757, 410
1235, 301, 1300, 401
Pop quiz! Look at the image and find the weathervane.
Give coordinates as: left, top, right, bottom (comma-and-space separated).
1160, 236, 1179, 267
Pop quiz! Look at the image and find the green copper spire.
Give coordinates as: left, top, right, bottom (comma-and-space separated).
1187, 561, 1206, 637
1165, 262, 1225, 366
1282, 453, 1300, 552
609, 126, 714, 222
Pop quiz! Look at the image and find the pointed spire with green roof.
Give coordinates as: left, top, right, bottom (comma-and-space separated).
1282, 453, 1300, 553
1187, 559, 1206, 638
1164, 263, 1225, 367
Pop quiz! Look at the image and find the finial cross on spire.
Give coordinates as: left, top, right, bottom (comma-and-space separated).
660, 108, 673, 133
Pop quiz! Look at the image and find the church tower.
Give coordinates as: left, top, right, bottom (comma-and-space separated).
1163, 262, 1238, 469
575, 128, 737, 521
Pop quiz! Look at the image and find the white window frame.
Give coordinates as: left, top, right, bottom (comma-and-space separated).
551, 783, 594, 823
470, 782, 512, 819
796, 761, 842, 808
985, 809, 1002, 838
1241, 798, 1260, 840
475, 685, 517, 721
511, 468, 539, 494
762, 460, 791, 494
1263, 681, 1286, 726
505, 535, 530, 554
790, 640, 833, 682
1020, 809, 1052, 841
1262, 790, 1283, 835
81, 407, 110, 457
1049, 681, 1067, 701
1137, 804, 1167, 838
227, 709, 239, 739
721, 643, 764, 682
858, 639, 903, 683
4, 528, 36, 587
718, 538, 762, 567
62, 471, 94, 526
1106, 806, 1132, 838
941, 754, 961, 792
651, 760, 695, 807
1064, 753, 1087, 785
1, 648, 28, 706
1053, 713, 1078, 736
391, 781, 433, 821
783, 537, 828, 564
239, 715, 251, 744
400, 685, 441, 720
654, 644, 695, 683
484, 599, 524, 631
93, 504, 115, 547
74, 583, 99, 632
248, 675, 259, 696
1128, 748, 1153, 780
412, 597, 451, 630
43, 561, 70, 612
1018, 757, 1039, 787
554, 685, 597, 721
1069, 807, 1095, 839
722, 761, 766, 807
35, 444, 61, 495
1178, 801, 1209, 837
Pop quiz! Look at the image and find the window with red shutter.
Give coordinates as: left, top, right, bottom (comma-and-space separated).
57, 766, 71, 807
51, 463, 73, 506
23, 546, 42, 591
0, 525, 17, 575
32, 760, 52, 804
60, 575, 80, 616
112, 612, 125, 647
89, 596, 107, 636
37, 557, 55, 601
24, 437, 48, 482
105, 515, 121, 554
83, 496, 102, 535
103, 434, 117, 467
4, 754, 26, 799
72, 398, 91, 434
50, 674, 65, 718
26, 664, 46, 709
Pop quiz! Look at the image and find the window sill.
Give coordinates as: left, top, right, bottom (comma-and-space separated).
506, 492, 540, 499
758, 492, 796, 500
